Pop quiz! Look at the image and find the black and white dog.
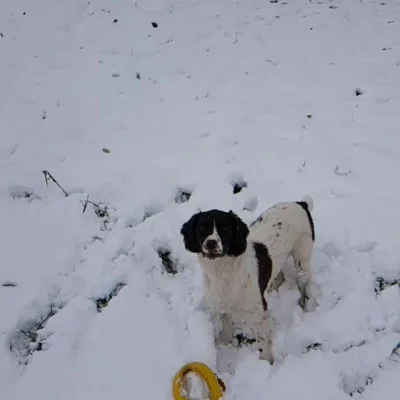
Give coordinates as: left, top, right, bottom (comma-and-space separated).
180, 196, 315, 363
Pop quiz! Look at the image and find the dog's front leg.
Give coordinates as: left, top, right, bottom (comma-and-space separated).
217, 312, 235, 345
255, 311, 275, 364
257, 336, 274, 364
268, 270, 286, 293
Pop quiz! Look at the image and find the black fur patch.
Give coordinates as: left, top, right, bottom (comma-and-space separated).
180, 213, 202, 253
253, 242, 273, 311
227, 211, 249, 256
296, 201, 315, 241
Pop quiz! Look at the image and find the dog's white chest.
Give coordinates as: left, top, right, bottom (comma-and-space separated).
207, 270, 252, 313
201, 255, 264, 333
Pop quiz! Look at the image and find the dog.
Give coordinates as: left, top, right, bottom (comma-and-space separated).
180, 195, 315, 363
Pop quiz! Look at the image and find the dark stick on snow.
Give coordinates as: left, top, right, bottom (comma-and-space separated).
81, 195, 90, 213
87, 199, 100, 208
42, 170, 69, 197
80, 196, 102, 213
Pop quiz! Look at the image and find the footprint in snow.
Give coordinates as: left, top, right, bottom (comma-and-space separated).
230, 173, 248, 194
175, 187, 192, 204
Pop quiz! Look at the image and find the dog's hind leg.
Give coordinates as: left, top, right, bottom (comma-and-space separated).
292, 237, 313, 309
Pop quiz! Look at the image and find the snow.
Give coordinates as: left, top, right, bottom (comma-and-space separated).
1, 0, 400, 398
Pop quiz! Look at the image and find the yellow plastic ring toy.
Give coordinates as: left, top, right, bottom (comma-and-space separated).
172, 361, 225, 400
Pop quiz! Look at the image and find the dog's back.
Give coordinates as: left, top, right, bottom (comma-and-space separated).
249, 196, 314, 241
248, 196, 315, 285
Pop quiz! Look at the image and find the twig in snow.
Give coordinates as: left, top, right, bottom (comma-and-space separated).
2, 281, 17, 287
42, 170, 69, 197
334, 165, 352, 177
297, 160, 307, 173
19, 330, 38, 339
81, 195, 90, 213
80, 195, 106, 218
81, 197, 110, 230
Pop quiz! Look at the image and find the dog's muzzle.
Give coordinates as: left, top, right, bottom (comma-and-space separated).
202, 239, 223, 259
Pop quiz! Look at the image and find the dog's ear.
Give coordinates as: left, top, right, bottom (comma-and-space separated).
227, 210, 249, 256
180, 212, 202, 253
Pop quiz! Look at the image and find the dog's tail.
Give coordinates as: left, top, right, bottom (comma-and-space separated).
297, 195, 315, 241
300, 195, 314, 212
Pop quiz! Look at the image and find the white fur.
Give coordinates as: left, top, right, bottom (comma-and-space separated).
198, 196, 315, 363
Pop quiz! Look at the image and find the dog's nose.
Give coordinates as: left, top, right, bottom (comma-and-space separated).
205, 239, 218, 251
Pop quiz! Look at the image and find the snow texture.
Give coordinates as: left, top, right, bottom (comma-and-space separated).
1, 0, 400, 399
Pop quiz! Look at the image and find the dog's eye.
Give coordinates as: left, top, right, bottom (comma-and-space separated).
199, 226, 205, 232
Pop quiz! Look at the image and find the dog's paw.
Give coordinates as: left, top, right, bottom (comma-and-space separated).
298, 292, 309, 310
257, 345, 275, 365
297, 283, 311, 310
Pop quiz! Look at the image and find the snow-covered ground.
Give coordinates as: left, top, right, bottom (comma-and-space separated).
1, 0, 400, 398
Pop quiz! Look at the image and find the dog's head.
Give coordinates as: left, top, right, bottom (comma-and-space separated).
180, 209, 249, 259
